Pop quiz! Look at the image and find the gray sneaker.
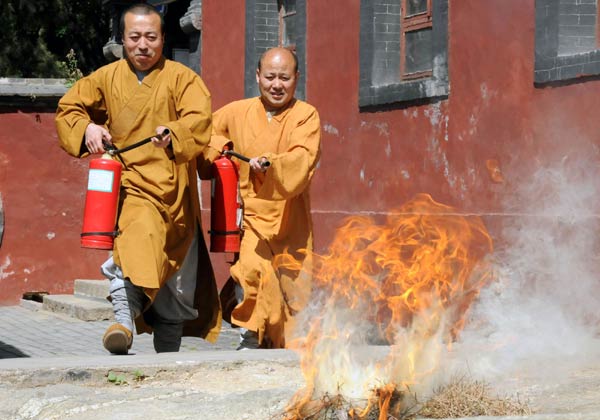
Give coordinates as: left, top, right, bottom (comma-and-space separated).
237, 328, 259, 350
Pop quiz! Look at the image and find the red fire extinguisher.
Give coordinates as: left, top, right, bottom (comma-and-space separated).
80, 155, 122, 250
79, 130, 170, 250
209, 151, 242, 253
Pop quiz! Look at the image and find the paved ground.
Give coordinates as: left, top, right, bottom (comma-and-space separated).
0, 304, 302, 420
0, 305, 240, 359
1, 305, 600, 420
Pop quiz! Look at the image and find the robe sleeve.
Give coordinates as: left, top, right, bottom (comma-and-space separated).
55, 74, 108, 158
197, 105, 235, 180
253, 107, 321, 200
168, 72, 213, 165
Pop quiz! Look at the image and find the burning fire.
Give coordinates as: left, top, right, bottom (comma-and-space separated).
281, 193, 494, 419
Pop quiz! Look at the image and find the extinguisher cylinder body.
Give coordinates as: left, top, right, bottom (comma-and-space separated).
81, 157, 122, 250
210, 155, 241, 253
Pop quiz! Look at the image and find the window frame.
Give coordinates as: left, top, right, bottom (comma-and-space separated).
358, 0, 449, 108
400, 0, 433, 80
597, 4, 600, 49
279, 0, 298, 52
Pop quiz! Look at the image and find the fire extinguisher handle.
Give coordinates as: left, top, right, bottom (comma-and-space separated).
223, 150, 271, 168
105, 129, 170, 156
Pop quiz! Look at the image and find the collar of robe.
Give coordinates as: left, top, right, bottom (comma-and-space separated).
260, 97, 297, 122
125, 56, 167, 86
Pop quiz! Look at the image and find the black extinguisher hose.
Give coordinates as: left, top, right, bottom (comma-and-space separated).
102, 129, 170, 156
223, 150, 271, 168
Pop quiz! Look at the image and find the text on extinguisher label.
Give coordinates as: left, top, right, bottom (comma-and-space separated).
88, 169, 114, 193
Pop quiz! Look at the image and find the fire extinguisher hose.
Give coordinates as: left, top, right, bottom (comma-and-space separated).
102, 129, 170, 156
223, 150, 271, 168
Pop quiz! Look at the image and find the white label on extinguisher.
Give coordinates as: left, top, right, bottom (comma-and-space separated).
87, 169, 114, 193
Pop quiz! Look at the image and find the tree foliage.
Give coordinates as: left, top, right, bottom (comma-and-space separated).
0, 0, 110, 78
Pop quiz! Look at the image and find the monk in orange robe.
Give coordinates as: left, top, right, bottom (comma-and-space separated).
200, 47, 321, 349
55, 4, 220, 354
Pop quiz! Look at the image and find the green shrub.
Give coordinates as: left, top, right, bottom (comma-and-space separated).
0, 0, 110, 78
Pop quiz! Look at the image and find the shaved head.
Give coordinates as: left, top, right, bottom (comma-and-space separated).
258, 47, 298, 74
120, 3, 165, 36
255, 47, 299, 111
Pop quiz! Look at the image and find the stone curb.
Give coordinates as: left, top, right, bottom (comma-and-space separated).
0, 78, 68, 107
0, 349, 300, 388
0, 78, 68, 96
0, 348, 299, 373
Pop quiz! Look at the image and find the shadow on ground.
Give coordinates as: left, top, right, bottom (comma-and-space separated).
0, 340, 29, 358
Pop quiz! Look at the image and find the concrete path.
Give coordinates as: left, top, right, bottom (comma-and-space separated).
1, 305, 600, 420
0, 305, 303, 420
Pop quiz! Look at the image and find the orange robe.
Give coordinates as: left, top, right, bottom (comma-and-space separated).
55, 57, 221, 341
202, 97, 321, 348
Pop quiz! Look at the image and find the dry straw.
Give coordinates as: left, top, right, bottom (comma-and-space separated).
282, 375, 532, 419
417, 375, 532, 418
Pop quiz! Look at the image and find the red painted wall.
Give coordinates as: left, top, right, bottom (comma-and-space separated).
199, 0, 247, 288
201, 0, 246, 108
201, 0, 600, 266
0, 110, 108, 304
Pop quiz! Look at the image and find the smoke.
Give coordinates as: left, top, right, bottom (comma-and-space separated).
288, 157, 600, 413
455, 158, 600, 379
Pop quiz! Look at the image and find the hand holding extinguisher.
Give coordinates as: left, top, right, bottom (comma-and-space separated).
223, 150, 270, 172
85, 123, 171, 155
149, 126, 171, 149
102, 128, 171, 156
85, 123, 112, 154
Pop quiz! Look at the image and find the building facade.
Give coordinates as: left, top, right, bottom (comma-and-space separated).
1, 0, 600, 304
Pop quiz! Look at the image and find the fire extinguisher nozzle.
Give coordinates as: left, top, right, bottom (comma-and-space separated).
157, 128, 170, 140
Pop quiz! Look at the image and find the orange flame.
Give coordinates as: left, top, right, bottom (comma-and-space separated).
282, 193, 494, 419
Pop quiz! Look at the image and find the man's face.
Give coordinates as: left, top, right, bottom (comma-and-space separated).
256, 52, 298, 111
122, 12, 163, 72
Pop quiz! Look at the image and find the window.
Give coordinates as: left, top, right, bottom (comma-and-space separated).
245, 0, 306, 99
279, 0, 297, 52
401, 0, 433, 80
535, 0, 600, 84
359, 0, 448, 108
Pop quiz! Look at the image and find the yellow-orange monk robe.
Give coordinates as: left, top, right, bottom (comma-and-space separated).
202, 97, 321, 348
56, 58, 220, 341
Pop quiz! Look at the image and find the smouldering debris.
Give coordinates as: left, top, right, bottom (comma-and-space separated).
417, 375, 532, 418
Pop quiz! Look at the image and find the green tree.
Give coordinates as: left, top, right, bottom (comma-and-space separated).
0, 0, 110, 78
